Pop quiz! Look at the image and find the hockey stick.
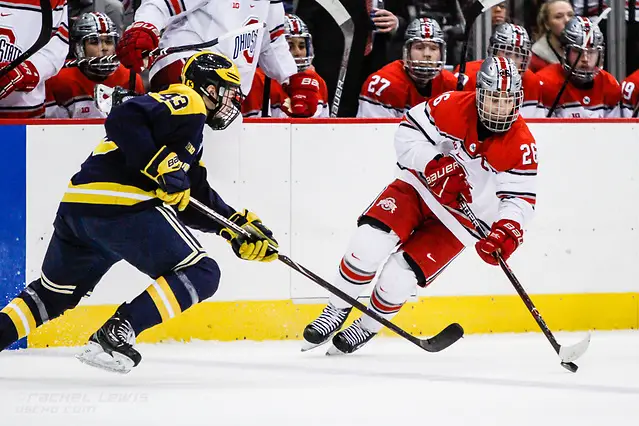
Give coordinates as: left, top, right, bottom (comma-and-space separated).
458, 199, 590, 372
64, 21, 266, 68
315, 0, 354, 117
0, 0, 53, 80
261, 77, 271, 117
632, 99, 639, 118
546, 8, 611, 117
189, 198, 464, 353
456, 0, 504, 91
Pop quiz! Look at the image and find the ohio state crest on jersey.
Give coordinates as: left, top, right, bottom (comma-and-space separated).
233, 17, 260, 65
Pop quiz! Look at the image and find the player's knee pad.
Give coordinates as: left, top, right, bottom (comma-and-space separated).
339, 223, 400, 286
176, 256, 221, 303
374, 252, 418, 305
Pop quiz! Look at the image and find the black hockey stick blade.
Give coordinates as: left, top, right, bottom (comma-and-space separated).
0, 0, 53, 79
188, 198, 464, 354
418, 323, 465, 352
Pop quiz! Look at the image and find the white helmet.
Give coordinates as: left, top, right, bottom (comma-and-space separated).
488, 23, 532, 74
403, 17, 446, 85
476, 57, 523, 133
284, 14, 314, 72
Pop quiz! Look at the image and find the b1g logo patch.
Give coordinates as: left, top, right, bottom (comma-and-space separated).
377, 197, 397, 213
233, 18, 260, 64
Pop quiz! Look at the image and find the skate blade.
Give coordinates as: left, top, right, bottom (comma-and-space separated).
75, 342, 135, 374
301, 338, 333, 352
325, 345, 347, 356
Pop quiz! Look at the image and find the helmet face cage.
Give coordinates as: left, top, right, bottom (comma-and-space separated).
403, 17, 446, 85
71, 12, 120, 78
206, 84, 242, 131
476, 57, 523, 133
284, 14, 314, 72
560, 16, 604, 84
487, 23, 531, 73
181, 52, 242, 131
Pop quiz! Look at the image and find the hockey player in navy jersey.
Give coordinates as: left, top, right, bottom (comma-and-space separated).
0, 51, 278, 373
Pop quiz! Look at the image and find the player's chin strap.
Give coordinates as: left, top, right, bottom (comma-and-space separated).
188, 197, 464, 353
458, 196, 590, 373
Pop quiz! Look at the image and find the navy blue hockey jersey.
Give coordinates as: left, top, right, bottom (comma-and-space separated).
57, 84, 235, 232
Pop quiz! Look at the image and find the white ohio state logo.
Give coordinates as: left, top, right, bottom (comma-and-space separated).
377, 197, 397, 213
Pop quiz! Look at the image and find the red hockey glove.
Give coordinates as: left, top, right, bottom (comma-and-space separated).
424, 155, 472, 208
116, 22, 160, 73
283, 72, 320, 117
475, 219, 524, 265
0, 61, 40, 100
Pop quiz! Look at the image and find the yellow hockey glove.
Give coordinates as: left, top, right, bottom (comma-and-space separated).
220, 209, 278, 262
142, 146, 191, 211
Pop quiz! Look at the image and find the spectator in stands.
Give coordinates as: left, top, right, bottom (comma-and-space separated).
45, 12, 144, 118
296, 0, 409, 117
492, 2, 508, 27
529, 0, 574, 72
455, 23, 544, 118
242, 14, 329, 118
537, 16, 620, 118
357, 17, 456, 118
621, 68, 639, 117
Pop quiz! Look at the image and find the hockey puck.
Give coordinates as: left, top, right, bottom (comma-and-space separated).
561, 361, 578, 373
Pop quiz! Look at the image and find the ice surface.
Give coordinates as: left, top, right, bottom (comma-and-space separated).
2, 331, 637, 425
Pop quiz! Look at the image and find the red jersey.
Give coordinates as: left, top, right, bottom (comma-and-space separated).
454, 60, 544, 118
45, 65, 145, 118
242, 67, 329, 118
357, 60, 457, 118
621, 68, 639, 117
395, 91, 537, 239
537, 63, 621, 118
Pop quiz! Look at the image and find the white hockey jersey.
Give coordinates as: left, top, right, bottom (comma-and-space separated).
134, 0, 297, 95
394, 91, 537, 246
0, 0, 69, 118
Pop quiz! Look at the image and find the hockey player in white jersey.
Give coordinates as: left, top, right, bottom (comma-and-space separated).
302, 57, 538, 355
116, 0, 318, 112
0, 0, 69, 118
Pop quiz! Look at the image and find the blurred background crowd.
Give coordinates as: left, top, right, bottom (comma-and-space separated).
1, 0, 639, 119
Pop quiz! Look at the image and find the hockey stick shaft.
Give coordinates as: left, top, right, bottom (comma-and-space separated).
633, 99, 639, 118
547, 8, 611, 117
64, 22, 266, 68
0, 0, 53, 79
261, 77, 271, 117
456, 0, 504, 91
315, 0, 353, 117
189, 198, 463, 352
458, 199, 562, 354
